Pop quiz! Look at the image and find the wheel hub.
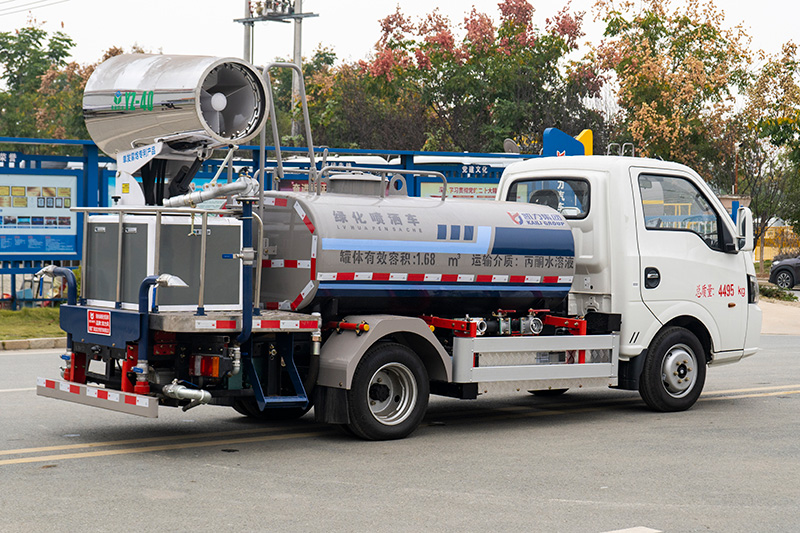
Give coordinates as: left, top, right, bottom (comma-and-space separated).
366, 363, 418, 426
661, 344, 697, 398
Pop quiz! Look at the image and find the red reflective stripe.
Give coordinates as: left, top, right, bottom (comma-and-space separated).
275, 198, 287, 207
510, 275, 526, 283
46, 380, 56, 389
262, 260, 271, 268
337, 272, 355, 281
372, 272, 391, 281
217, 320, 237, 329
543, 276, 559, 284
124, 395, 136, 405
290, 293, 304, 310
303, 216, 315, 233
69, 384, 80, 394
476, 275, 493, 283
98, 390, 108, 400
442, 274, 458, 282
407, 273, 425, 282
299, 320, 319, 329
265, 302, 280, 310
310, 258, 316, 279
284, 260, 298, 268
260, 320, 280, 328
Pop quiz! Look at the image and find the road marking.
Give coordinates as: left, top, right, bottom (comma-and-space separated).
0, 425, 310, 456
605, 526, 663, 533
0, 430, 329, 466
0, 387, 35, 393
705, 384, 800, 395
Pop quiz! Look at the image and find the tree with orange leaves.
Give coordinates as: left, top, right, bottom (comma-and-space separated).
594, 0, 749, 182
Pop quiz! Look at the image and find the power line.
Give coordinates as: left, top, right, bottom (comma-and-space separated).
0, 0, 70, 17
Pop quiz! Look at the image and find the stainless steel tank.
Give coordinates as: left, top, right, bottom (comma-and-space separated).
83, 54, 268, 156
259, 175, 576, 316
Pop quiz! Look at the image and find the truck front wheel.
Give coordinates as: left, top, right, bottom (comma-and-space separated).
345, 343, 429, 440
639, 327, 706, 412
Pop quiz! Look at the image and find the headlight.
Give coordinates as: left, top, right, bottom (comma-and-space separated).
748, 274, 759, 304
772, 260, 782, 267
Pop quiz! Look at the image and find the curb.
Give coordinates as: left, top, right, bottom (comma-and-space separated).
0, 337, 67, 351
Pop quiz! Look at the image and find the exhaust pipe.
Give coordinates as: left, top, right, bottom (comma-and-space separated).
162, 381, 212, 411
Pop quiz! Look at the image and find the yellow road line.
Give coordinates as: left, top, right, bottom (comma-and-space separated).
0, 387, 35, 393
0, 431, 328, 466
704, 384, 800, 395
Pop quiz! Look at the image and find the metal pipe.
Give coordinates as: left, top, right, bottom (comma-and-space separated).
252, 212, 264, 315
197, 212, 208, 315
72, 206, 230, 215
136, 275, 160, 395
80, 212, 88, 302
317, 166, 449, 201
262, 69, 285, 190
115, 211, 124, 307
35, 265, 78, 351
162, 380, 212, 411
237, 200, 255, 345
229, 345, 241, 377
162, 177, 257, 207
154, 211, 162, 310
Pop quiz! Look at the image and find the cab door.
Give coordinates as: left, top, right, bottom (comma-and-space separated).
629, 167, 748, 354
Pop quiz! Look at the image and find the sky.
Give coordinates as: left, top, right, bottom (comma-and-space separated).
0, 0, 797, 69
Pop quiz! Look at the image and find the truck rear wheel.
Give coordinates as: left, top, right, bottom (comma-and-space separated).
345, 343, 429, 440
233, 398, 311, 421
639, 327, 706, 412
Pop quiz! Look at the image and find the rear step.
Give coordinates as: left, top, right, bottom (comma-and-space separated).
37, 377, 158, 418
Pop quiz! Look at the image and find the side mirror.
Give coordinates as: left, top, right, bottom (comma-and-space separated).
736, 206, 754, 252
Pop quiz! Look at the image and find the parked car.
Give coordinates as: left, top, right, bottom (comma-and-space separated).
769, 255, 800, 289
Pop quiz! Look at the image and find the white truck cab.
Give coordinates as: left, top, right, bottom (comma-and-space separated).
497, 156, 761, 407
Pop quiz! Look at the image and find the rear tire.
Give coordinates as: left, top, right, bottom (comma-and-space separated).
639, 327, 706, 412
345, 343, 429, 441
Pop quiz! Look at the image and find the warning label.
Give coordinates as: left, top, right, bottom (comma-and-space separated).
87, 310, 111, 336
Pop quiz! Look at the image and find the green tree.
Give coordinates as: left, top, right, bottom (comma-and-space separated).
357, 1, 606, 152
0, 25, 74, 140
594, 0, 749, 184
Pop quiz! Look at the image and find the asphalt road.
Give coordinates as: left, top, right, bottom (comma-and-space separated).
1, 337, 799, 533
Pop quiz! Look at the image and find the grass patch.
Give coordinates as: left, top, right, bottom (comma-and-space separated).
759, 284, 798, 302
0, 307, 64, 340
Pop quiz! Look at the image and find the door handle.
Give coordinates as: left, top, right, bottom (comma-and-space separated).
644, 267, 660, 289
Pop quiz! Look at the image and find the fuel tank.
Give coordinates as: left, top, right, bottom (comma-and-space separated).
259, 174, 575, 317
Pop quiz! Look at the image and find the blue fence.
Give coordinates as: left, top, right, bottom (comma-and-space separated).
0, 137, 532, 309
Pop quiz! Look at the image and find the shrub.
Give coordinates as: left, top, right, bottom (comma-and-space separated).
760, 284, 798, 301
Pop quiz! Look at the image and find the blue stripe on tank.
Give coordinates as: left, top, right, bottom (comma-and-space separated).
316, 283, 571, 299
490, 227, 574, 256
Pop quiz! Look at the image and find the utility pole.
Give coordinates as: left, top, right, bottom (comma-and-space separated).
291, 0, 303, 138
243, 0, 252, 62
235, 2, 318, 139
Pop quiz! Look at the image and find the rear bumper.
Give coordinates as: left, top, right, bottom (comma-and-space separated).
37, 377, 158, 418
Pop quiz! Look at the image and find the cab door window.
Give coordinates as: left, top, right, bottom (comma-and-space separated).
638, 174, 722, 251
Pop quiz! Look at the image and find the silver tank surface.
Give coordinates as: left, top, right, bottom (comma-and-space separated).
83, 54, 268, 156
259, 182, 575, 316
